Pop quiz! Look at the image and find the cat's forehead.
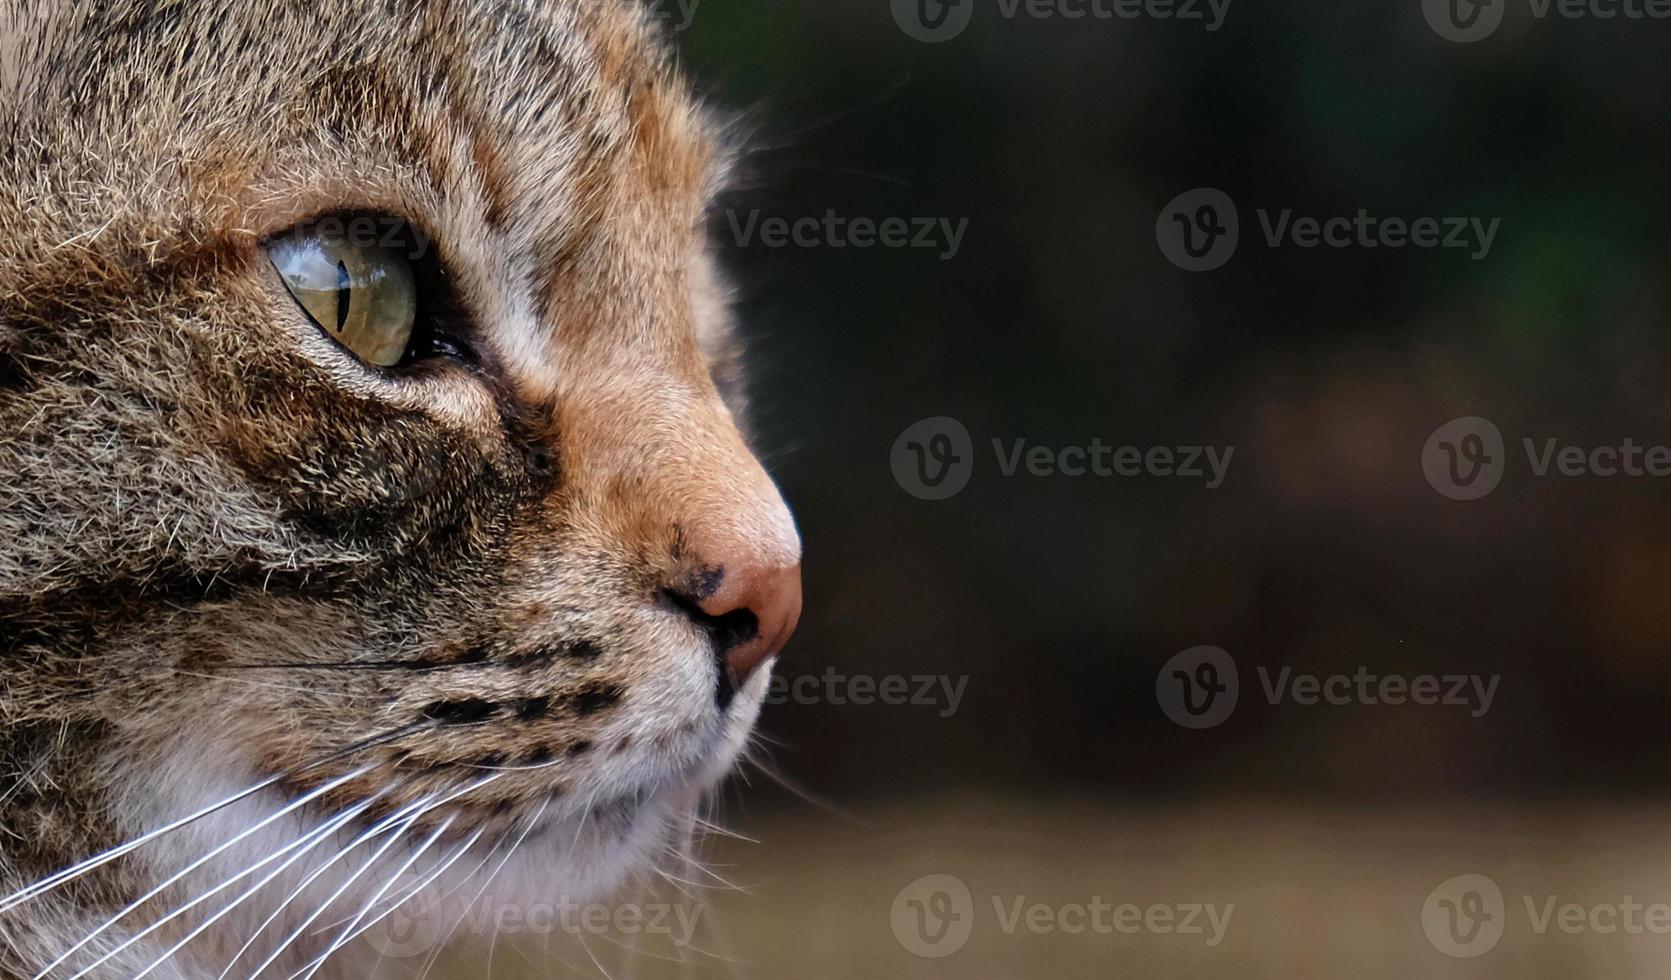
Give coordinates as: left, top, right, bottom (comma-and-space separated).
2, 0, 721, 258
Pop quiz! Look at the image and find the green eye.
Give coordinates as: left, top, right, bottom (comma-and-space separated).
268, 227, 418, 368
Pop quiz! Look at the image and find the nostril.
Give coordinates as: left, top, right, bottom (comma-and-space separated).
665, 586, 761, 710
664, 560, 802, 710
664, 587, 760, 654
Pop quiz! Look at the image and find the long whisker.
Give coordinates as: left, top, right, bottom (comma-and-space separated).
63, 793, 387, 980
572, 914, 621, 980
456, 756, 568, 773
415, 791, 553, 979
558, 788, 621, 980
739, 751, 858, 823
34, 765, 375, 978
0, 721, 430, 915
495, 785, 596, 979
232, 773, 504, 980
244, 822, 420, 979
282, 814, 458, 980
314, 832, 497, 937
292, 825, 486, 980
208, 789, 428, 980
115, 803, 395, 980
657, 817, 751, 899
402, 835, 506, 980
685, 814, 758, 845
0, 773, 291, 915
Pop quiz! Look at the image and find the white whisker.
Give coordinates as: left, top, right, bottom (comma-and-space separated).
211, 799, 419, 979
226, 809, 426, 980
233, 772, 503, 980
34, 764, 375, 978
1, 724, 427, 916
286, 814, 459, 980
739, 751, 856, 823
2, 772, 297, 915
292, 825, 485, 980
572, 917, 620, 980
677, 859, 750, 896
686, 814, 757, 845
416, 791, 553, 979
65, 793, 385, 980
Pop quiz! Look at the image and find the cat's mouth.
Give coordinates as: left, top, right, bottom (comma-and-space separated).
568, 713, 758, 827
462, 677, 766, 853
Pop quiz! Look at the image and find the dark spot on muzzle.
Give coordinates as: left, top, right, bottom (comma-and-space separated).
571, 683, 625, 717
422, 699, 500, 725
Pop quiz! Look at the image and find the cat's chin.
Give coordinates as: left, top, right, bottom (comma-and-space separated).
348, 728, 757, 972
476, 662, 772, 905
106, 664, 772, 976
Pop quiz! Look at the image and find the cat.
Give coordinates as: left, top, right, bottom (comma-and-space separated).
0, 0, 802, 975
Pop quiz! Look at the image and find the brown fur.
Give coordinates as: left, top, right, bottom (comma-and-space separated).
0, 1, 799, 976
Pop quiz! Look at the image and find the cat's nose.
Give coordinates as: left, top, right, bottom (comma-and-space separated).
698, 559, 803, 689
556, 375, 802, 696
669, 540, 802, 705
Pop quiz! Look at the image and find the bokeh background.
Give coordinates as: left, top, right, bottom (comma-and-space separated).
476, 0, 1671, 975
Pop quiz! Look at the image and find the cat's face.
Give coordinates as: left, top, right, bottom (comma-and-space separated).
0, 0, 798, 954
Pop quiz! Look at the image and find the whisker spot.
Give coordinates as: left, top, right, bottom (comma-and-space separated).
422, 699, 500, 725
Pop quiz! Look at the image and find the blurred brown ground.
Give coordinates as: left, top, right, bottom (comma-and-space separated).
426, 799, 1671, 979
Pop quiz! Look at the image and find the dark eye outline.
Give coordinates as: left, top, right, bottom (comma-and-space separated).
265, 213, 480, 374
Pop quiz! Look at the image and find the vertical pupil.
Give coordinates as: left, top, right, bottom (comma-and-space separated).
334, 260, 351, 334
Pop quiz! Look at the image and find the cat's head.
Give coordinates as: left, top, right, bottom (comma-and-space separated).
0, 0, 798, 922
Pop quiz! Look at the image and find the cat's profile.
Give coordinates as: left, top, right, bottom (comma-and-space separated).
0, 1, 802, 976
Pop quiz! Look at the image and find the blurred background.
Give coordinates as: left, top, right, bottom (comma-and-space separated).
474, 0, 1671, 975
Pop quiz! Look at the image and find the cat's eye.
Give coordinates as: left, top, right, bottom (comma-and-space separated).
268, 227, 419, 368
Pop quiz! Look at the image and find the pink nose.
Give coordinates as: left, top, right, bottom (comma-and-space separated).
697, 561, 803, 688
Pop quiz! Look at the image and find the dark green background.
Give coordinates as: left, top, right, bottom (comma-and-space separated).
682, 0, 1671, 803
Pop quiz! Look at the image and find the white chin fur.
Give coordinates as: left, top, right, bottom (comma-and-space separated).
330, 670, 773, 974
98, 662, 773, 977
